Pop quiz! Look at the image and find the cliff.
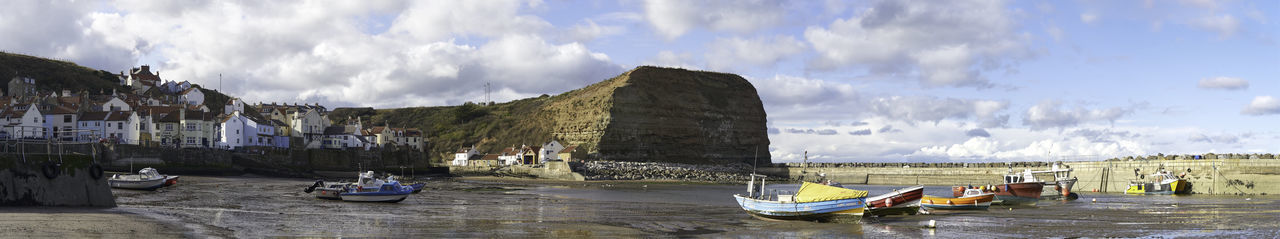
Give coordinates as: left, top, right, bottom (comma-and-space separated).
336, 66, 771, 165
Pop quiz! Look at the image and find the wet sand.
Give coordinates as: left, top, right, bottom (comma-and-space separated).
0, 207, 188, 238
102, 175, 1280, 238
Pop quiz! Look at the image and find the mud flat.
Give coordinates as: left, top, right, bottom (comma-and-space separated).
0, 207, 188, 238
104, 175, 1280, 238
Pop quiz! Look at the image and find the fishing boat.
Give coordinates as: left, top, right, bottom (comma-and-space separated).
340, 171, 415, 203
1125, 169, 1192, 195
732, 174, 869, 223
866, 185, 924, 216
968, 169, 1045, 206
1026, 162, 1078, 200
922, 188, 994, 210
108, 168, 170, 190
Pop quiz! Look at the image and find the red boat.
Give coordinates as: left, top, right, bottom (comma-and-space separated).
867, 185, 924, 216
955, 171, 1044, 206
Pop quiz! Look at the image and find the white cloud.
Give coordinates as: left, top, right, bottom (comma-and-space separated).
1197, 76, 1248, 90
0, 0, 140, 71
1045, 25, 1065, 42
35, 0, 626, 108
1080, 13, 1100, 24
870, 96, 1011, 127
1023, 100, 1135, 130
1190, 14, 1240, 38
642, 0, 786, 39
705, 35, 806, 71
804, 0, 1032, 88
565, 19, 625, 43
966, 128, 991, 138
1242, 96, 1280, 116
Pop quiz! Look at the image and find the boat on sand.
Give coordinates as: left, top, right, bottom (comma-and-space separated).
109, 168, 170, 190
732, 174, 869, 223
922, 188, 994, 210
866, 185, 923, 216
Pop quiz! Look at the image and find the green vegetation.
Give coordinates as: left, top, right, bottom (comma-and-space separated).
0, 51, 129, 94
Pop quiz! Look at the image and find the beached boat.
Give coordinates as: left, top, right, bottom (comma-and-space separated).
866, 185, 923, 216
108, 168, 169, 190
163, 175, 180, 187
1125, 169, 1192, 195
340, 171, 414, 203
922, 188, 994, 210
1030, 162, 1078, 200
732, 174, 869, 223
965, 169, 1045, 206
407, 182, 426, 193
304, 181, 350, 200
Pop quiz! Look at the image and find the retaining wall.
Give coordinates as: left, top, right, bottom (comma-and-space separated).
1, 154, 115, 207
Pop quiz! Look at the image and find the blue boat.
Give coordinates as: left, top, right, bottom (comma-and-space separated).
732, 174, 869, 223
341, 171, 414, 203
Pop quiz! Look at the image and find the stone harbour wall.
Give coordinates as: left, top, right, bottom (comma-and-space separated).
1, 154, 115, 207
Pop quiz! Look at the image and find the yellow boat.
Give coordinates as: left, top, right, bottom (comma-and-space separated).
1125, 170, 1192, 195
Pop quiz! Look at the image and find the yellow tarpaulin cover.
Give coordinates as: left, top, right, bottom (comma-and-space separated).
794, 182, 869, 203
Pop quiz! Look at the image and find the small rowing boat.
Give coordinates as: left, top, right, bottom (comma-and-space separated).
866, 185, 923, 216
732, 174, 869, 223
922, 188, 994, 210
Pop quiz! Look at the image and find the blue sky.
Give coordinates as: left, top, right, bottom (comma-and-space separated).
1, 0, 1276, 162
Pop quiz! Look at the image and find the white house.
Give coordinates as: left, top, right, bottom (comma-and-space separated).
1, 105, 45, 139
453, 146, 478, 166
290, 109, 325, 146
103, 111, 140, 144
250, 118, 275, 147
498, 146, 524, 165
218, 112, 246, 150
42, 106, 78, 141
540, 140, 565, 163
75, 111, 109, 142
179, 87, 204, 106
224, 98, 244, 115
100, 97, 131, 111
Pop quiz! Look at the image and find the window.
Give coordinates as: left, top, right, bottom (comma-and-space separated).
108, 123, 112, 127
117, 123, 122, 130
165, 124, 173, 130
63, 115, 70, 123
95, 122, 100, 126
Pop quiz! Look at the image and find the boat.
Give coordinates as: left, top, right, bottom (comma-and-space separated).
340, 171, 415, 203
163, 175, 180, 187
966, 169, 1045, 206
866, 185, 924, 216
732, 174, 869, 223
407, 182, 426, 193
1028, 162, 1078, 200
304, 181, 350, 200
922, 188, 994, 210
108, 168, 169, 190
1125, 169, 1192, 195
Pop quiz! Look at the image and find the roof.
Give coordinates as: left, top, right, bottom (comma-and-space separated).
179, 87, 200, 95
480, 154, 501, 161
157, 110, 182, 123
559, 145, 577, 154
456, 147, 474, 154
46, 105, 78, 115
501, 147, 516, 155
105, 111, 133, 121
183, 111, 214, 121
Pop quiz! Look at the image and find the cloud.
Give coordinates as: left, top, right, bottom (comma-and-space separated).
642, 0, 786, 39
1189, 133, 1241, 144
1190, 14, 1240, 38
869, 96, 1011, 127
1023, 100, 1135, 130
783, 128, 838, 135
1070, 128, 1137, 143
768, 127, 781, 134
1242, 96, 1280, 116
849, 129, 872, 136
966, 128, 991, 138
1080, 13, 1100, 24
849, 121, 869, 126
1197, 76, 1249, 90
877, 125, 901, 134
644, 51, 699, 70
913, 135, 1146, 161
804, 0, 1033, 88
61, 0, 624, 108
705, 35, 806, 71
565, 19, 625, 43
0, 0, 140, 71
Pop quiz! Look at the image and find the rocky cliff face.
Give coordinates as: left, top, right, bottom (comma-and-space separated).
545, 66, 770, 165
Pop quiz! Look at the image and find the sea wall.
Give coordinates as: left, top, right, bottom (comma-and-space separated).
760, 159, 1280, 195
106, 145, 439, 177
0, 154, 116, 207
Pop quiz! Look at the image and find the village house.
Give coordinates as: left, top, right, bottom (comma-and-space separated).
370, 125, 425, 151
290, 109, 325, 147
557, 145, 583, 162
99, 96, 131, 111
248, 117, 276, 147
122, 65, 162, 92
453, 146, 478, 166
8, 77, 37, 99
321, 117, 366, 150
179, 87, 204, 106
75, 111, 108, 142
224, 98, 244, 115
470, 154, 501, 167
218, 111, 246, 150
41, 105, 78, 141
181, 110, 217, 148
540, 140, 566, 163
102, 111, 140, 144
1, 104, 44, 139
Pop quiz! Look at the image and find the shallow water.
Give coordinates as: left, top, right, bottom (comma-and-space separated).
113, 176, 1280, 238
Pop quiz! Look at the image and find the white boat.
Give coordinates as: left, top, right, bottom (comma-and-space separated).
340, 171, 414, 203
108, 168, 169, 190
1020, 162, 1078, 200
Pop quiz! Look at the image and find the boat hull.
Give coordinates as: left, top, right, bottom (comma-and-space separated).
920, 194, 993, 210
315, 188, 343, 200
990, 182, 1044, 206
866, 186, 924, 216
341, 193, 409, 203
1126, 179, 1192, 195
733, 194, 867, 223
109, 178, 167, 190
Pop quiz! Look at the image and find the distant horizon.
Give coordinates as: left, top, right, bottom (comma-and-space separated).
2, 0, 1276, 163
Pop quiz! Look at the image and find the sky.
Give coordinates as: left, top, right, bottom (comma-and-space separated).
1, 0, 1277, 163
